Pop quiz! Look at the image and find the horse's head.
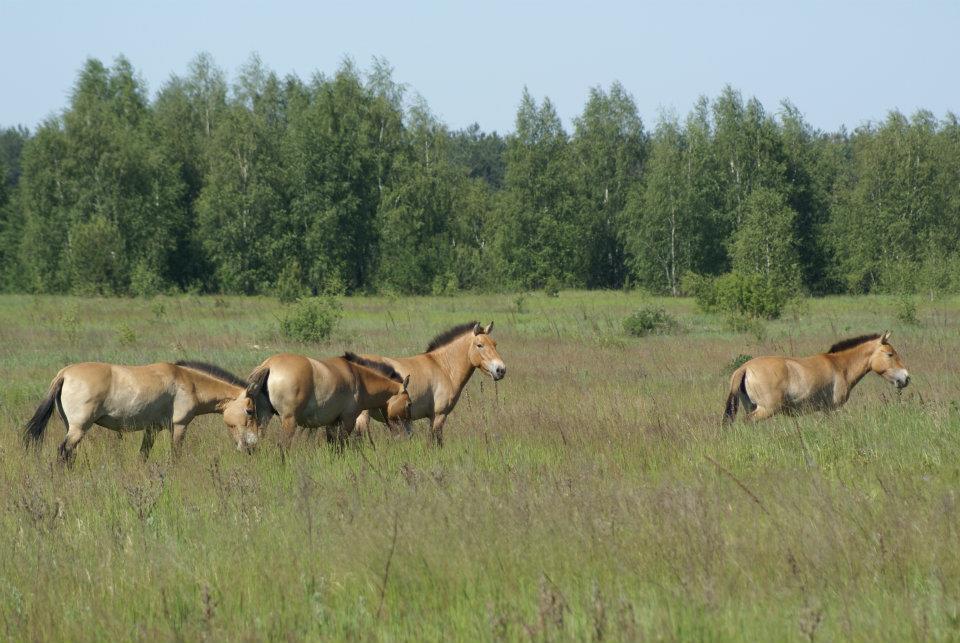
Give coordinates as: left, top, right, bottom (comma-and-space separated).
386, 374, 412, 422
222, 392, 260, 453
869, 331, 910, 389
467, 321, 506, 381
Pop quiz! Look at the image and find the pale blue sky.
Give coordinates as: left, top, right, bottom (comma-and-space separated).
1, 0, 957, 134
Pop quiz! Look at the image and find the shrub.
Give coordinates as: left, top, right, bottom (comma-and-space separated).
895, 294, 920, 326
723, 313, 766, 341
725, 353, 753, 374
276, 261, 308, 304
431, 271, 459, 296
685, 271, 793, 320
279, 296, 342, 343
543, 276, 561, 298
514, 293, 528, 314
129, 261, 165, 298
623, 306, 678, 337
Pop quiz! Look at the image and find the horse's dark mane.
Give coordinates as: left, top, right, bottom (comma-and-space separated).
342, 352, 403, 383
174, 360, 248, 388
424, 321, 479, 353
828, 334, 881, 354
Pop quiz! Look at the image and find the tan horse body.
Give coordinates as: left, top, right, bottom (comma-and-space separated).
245, 352, 411, 449
24, 361, 257, 461
354, 321, 506, 445
724, 332, 910, 422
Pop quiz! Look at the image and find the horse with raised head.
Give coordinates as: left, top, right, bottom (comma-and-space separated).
354, 321, 506, 446
23, 360, 258, 462
724, 331, 910, 423
244, 352, 412, 450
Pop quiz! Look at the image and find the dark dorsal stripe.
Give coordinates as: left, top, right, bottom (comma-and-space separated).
174, 360, 247, 388
828, 334, 881, 354
342, 352, 403, 383
424, 321, 479, 353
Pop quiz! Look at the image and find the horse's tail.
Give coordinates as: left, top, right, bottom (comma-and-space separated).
246, 365, 273, 416
724, 367, 746, 424
24, 373, 65, 446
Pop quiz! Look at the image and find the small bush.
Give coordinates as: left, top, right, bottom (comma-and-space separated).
543, 276, 561, 298
895, 294, 920, 326
514, 293, 528, 314
685, 271, 794, 320
723, 313, 766, 341
276, 261, 308, 304
279, 296, 342, 343
116, 323, 137, 346
431, 271, 459, 296
725, 353, 753, 374
129, 261, 165, 298
623, 307, 677, 337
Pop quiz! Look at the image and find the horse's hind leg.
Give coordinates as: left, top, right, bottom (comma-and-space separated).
58, 422, 91, 464
279, 415, 297, 451
139, 428, 158, 462
747, 405, 776, 422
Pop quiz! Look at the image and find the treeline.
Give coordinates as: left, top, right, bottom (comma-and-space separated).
1, 54, 959, 298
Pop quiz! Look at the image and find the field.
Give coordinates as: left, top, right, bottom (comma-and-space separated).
0, 291, 958, 641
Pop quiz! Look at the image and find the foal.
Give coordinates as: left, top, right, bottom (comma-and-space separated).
724, 331, 910, 422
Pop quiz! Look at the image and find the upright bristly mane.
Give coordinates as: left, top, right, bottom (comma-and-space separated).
174, 360, 247, 388
424, 321, 479, 353
342, 352, 403, 383
828, 334, 881, 354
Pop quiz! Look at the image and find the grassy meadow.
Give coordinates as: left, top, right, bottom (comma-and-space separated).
0, 291, 958, 641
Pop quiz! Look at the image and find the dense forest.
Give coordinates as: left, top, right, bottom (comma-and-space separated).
1, 54, 958, 298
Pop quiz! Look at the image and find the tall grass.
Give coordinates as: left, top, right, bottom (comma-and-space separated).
0, 292, 957, 640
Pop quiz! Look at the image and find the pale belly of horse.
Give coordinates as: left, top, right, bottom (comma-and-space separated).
95, 395, 175, 430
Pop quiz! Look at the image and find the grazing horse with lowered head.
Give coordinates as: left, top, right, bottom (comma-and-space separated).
23, 360, 258, 462
354, 321, 506, 446
724, 331, 910, 423
244, 352, 412, 450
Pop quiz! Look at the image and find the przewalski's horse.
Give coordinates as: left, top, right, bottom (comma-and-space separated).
244, 352, 412, 450
724, 331, 910, 423
354, 321, 506, 446
23, 361, 258, 462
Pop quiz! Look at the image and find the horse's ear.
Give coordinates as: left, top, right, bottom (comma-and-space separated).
402, 374, 410, 391
472, 323, 483, 336
484, 321, 494, 334
881, 330, 891, 344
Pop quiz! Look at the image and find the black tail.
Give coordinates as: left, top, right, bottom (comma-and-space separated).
24, 375, 65, 446
723, 368, 746, 424
246, 366, 274, 416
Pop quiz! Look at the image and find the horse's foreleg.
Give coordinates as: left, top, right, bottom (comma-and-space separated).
139, 428, 158, 462
355, 410, 371, 437
170, 424, 188, 459
58, 422, 90, 464
430, 413, 448, 447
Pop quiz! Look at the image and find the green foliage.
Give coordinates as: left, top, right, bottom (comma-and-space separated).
725, 353, 753, 374
4, 55, 960, 299
129, 261, 166, 298
895, 295, 920, 326
687, 271, 793, 320
275, 261, 308, 304
278, 296, 342, 343
622, 306, 677, 337
116, 322, 137, 346
543, 276, 561, 297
